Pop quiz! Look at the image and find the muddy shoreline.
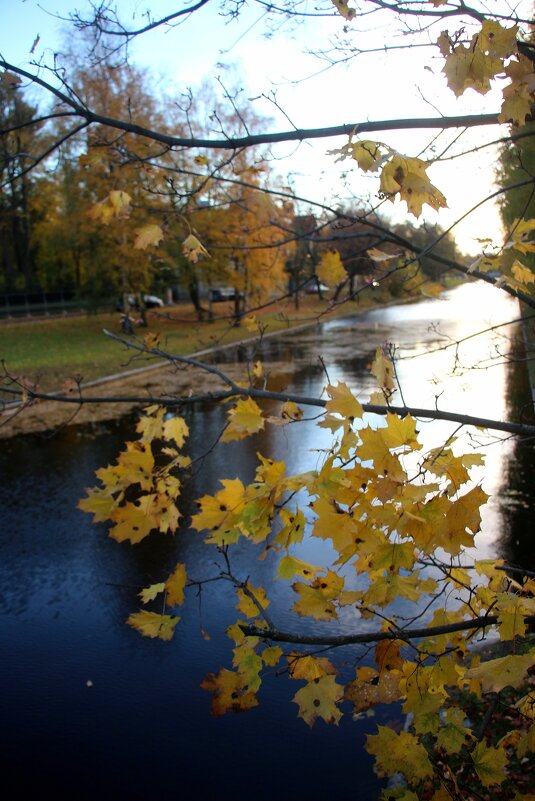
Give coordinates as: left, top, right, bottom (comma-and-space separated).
0, 358, 255, 439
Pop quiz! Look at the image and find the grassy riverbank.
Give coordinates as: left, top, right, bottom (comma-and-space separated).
1, 293, 382, 392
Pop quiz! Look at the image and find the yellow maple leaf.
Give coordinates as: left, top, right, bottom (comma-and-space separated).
143, 331, 161, 351
236, 583, 270, 619
292, 571, 344, 621
109, 190, 131, 215
156, 474, 181, 501
381, 413, 422, 451
262, 645, 283, 667
468, 252, 503, 274
253, 453, 286, 494
108, 495, 158, 544
287, 653, 337, 680
232, 642, 263, 691
366, 726, 434, 780
349, 139, 386, 171
165, 562, 187, 606
136, 407, 165, 442
423, 448, 484, 492
375, 639, 405, 673
201, 668, 259, 716
442, 44, 502, 97
511, 259, 535, 285
499, 84, 534, 126
330, 138, 387, 171
139, 582, 166, 604
471, 741, 508, 787
127, 610, 180, 640
293, 674, 344, 726
134, 223, 164, 250
330, 0, 355, 21
163, 415, 189, 447
370, 348, 395, 392
77, 486, 119, 522
183, 233, 209, 263
478, 20, 518, 58
191, 478, 246, 542
116, 441, 155, 492
357, 427, 407, 480
311, 495, 357, 552
282, 400, 303, 421
277, 554, 321, 580
325, 381, 363, 420
154, 497, 180, 534
440, 485, 487, 555
368, 541, 416, 574
380, 155, 447, 218
464, 651, 534, 692
78, 150, 105, 168
292, 585, 337, 622
273, 507, 306, 549
366, 247, 399, 263
496, 592, 535, 640
221, 397, 265, 442
346, 666, 402, 711
435, 706, 471, 754
363, 571, 435, 608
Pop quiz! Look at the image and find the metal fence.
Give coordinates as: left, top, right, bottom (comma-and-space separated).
0, 291, 85, 318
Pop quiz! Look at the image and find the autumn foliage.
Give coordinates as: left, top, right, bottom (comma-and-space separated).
79, 347, 535, 800
3, 2, 535, 800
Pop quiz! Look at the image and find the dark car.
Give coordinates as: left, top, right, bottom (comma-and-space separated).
210, 288, 241, 302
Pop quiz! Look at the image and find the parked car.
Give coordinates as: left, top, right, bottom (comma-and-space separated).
304, 281, 329, 294
115, 294, 164, 311
210, 288, 242, 302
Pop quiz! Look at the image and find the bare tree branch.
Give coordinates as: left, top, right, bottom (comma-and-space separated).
0, 62, 503, 150
241, 614, 535, 646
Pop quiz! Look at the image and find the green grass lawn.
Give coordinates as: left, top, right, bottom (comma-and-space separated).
1, 297, 364, 392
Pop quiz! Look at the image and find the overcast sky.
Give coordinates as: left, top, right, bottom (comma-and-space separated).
2, 0, 532, 254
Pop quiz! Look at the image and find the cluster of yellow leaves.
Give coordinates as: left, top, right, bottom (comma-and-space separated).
331, 137, 446, 218
192, 367, 533, 791
437, 21, 535, 127
78, 405, 190, 545
87, 190, 132, 225
468, 216, 535, 291
327, 16, 534, 229
201, 620, 284, 716
79, 407, 193, 641
81, 352, 535, 796
127, 562, 188, 641
191, 452, 289, 546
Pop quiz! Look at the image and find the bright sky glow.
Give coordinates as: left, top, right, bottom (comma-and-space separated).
2, 0, 532, 254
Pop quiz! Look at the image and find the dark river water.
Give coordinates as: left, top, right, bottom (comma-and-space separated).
1, 282, 533, 801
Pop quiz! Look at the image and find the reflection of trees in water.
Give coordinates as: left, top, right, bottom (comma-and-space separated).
497, 328, 535, 570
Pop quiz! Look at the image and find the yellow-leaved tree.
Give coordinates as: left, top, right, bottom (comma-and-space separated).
2, 2, 535, 800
